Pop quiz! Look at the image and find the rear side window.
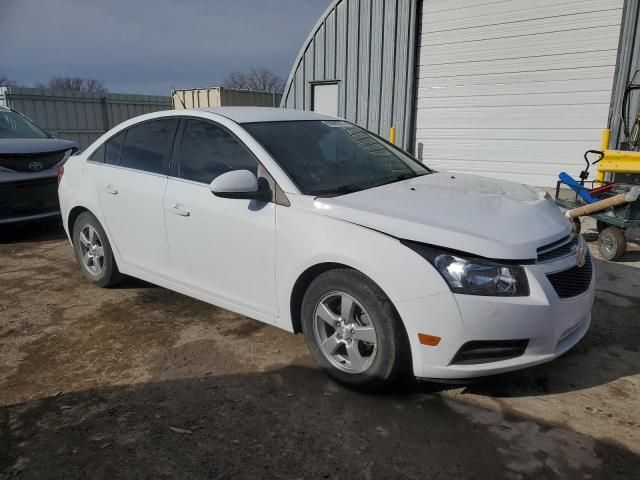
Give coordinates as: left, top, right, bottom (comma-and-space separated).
175, 119, 257, 184
120, 119, 179, 174
89, 144, 105, 163
105, 132, 125, 165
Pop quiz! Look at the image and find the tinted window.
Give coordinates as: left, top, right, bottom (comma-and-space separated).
244, 121, 430, 196
105, 132, 125, 165
0, 110, 48, 139
176, 119, 257, 184
89, 144, 105, 163
120, 119, 179, 174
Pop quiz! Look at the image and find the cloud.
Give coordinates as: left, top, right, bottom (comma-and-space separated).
0, 0, 331, 95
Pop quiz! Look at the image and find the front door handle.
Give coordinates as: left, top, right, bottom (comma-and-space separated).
170, 203, 190, 217
105, 184, 118, 195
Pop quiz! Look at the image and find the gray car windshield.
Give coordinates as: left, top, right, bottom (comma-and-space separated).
243, 120, 431, 196
0, 110, 49, 139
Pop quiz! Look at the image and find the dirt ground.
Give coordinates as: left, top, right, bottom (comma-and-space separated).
0, 219, 639, 479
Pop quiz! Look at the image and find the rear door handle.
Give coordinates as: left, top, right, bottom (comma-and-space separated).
105, 184, 118, 195
170, 203, 190, 217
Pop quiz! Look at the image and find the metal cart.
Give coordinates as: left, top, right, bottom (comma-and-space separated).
555, 182, 640, 260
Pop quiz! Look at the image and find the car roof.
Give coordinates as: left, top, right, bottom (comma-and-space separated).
195, 107, 338, 123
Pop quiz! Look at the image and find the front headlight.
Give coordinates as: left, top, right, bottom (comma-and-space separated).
404, 242, 529, 297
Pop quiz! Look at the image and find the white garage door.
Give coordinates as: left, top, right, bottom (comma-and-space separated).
415, 0, 623, 186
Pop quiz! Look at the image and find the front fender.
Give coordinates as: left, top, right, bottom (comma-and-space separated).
275, 204, 451, 326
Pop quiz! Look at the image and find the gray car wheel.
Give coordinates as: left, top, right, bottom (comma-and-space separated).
301, 269, 410, 391
72, 212, 123, 287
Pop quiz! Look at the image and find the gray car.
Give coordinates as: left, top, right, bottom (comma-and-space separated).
0, 106, 78, 224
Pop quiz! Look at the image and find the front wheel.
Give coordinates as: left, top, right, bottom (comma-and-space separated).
301, 269, 410, 391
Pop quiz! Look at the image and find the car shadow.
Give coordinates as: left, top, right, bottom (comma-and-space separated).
0, 218, 67, 244
1, 365, 638, 479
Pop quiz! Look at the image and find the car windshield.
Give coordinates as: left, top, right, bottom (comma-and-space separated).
0, 110, 49, 139
243, 120, 431, 196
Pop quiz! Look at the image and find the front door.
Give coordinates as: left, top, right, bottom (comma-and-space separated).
163, 118, 277, 322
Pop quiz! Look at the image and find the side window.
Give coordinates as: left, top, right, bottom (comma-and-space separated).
176, 119, 258, 184
105, 131, 125, 165
89, 144, 105, 163
120, 119, 179, 174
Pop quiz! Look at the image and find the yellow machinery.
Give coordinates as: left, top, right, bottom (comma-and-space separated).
595, 128, 640, 183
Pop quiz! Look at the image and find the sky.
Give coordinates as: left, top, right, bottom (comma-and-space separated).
0, 0, 331, 95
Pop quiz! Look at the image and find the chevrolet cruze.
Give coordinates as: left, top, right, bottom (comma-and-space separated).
58, 107, 595, 390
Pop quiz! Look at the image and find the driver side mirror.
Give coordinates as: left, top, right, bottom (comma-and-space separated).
209, 169, 271, 202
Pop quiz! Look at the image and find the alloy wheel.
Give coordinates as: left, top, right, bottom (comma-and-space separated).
78, 225, 105, 276
313, 292, 378, 374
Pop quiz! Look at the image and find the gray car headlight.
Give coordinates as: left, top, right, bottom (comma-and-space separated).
403, 242, 529, 297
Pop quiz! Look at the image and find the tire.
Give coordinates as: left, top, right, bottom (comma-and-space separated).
301, 269, 410, 391
72, 211, 124, 287
571, 218, 581, 234
597, 226, 627, 261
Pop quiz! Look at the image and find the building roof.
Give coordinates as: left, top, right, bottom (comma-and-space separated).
196, 107, 337, 123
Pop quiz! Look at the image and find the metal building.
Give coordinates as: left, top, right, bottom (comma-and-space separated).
283, 0, 640, 186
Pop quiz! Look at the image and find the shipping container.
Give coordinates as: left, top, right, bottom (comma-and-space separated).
172, 87, 282, 109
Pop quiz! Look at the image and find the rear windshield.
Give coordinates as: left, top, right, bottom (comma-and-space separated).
243, 120, 430, 196
0, 110, 49, 139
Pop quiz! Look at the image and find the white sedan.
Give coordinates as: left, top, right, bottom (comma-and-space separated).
58, 107, 595, 390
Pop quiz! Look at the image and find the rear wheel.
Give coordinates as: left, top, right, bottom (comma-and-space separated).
301, 269, 409, 391
72, 212, 123, 287
597, 226, 627, 261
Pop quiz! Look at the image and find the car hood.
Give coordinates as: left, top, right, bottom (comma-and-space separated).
0, 138, 78, 155
304, 172, 571, 260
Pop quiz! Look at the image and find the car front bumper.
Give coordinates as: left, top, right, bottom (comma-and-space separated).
0, 173, 60, 224
396, 250, 596, 380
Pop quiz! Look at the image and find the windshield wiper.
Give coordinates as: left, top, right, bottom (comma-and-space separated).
369, 171, 429, 189
312, 184, 365, 197
312, 172, 429, 197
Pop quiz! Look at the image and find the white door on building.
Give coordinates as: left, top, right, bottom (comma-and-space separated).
415, 0, 623, 186
312, 83, 339, 117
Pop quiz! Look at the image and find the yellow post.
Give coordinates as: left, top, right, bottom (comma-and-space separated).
389, 127, 396, 145
600, 128, 610, 150
596, 129, 610, 183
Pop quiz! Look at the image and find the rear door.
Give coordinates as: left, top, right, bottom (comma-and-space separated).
163, 118, 277, 321
95, 118, 179, 276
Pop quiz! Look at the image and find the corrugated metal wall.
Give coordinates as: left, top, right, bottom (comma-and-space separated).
0, 87, 171, 150
414, 0, 623, 187
281, 0, 418, 151
610, 0, 640, 149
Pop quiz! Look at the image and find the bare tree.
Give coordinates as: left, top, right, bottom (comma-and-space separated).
0, 73, 16, 87
36, 76, 107, 93
222, 67, 285, 94
84, 78, 107, 93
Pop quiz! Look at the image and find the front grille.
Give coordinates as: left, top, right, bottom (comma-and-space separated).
546, 254, 593, 299
450, 339, 529, 365
0, 150, 66, 172
0, 177, 59, 219
537, 234, 579, 263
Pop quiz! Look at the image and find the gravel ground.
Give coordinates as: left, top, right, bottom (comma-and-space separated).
0, 219, 638, 479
